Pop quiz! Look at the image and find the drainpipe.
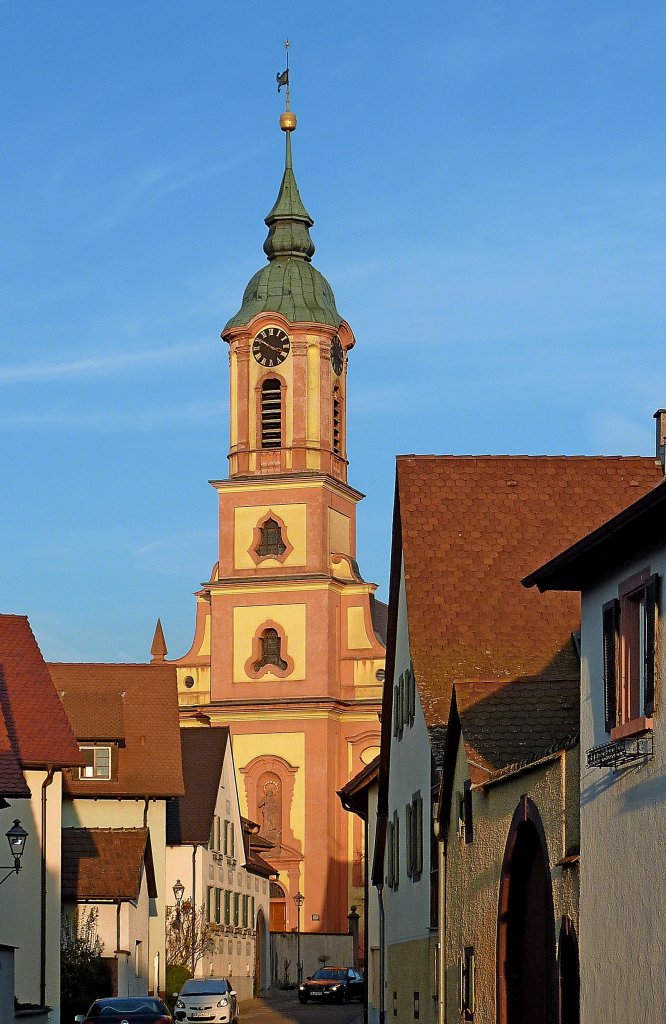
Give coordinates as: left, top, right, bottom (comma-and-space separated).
377, 883, 385, 1024
40, 767, 55, 1007
191, 845, 198, 976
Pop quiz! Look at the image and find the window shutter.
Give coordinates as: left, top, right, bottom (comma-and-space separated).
402, 671, 410, 728
463, 779, 473, 845
398, 673, 405, 734
415, 794, 423, 875
405, 803, 413, 878
386, 821, 394, 887
409, 667, 416, 723
644, 574, 659, 716
391, 811, 397, 884
602, 599, 620, 732
230, 822, 235, 857
393, 686, 400, 737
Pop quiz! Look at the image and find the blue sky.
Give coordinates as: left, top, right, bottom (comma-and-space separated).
1, 1, 665, 661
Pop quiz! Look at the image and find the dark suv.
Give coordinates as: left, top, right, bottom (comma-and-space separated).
298, 967, 364, 1003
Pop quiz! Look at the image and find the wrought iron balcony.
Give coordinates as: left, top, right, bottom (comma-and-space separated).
587, 731, 653, 770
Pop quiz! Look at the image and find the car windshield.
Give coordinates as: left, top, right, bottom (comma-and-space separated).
312, 969, 347, 981
89, 1001, 164, 1016
181, 979, 230, 996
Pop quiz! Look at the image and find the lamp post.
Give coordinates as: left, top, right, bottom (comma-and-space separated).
0, 820, 28, 886
293, 890, 304, 986
173, 879, 185, 927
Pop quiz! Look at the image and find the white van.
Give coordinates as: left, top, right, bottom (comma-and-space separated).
174, 978, 239, 1024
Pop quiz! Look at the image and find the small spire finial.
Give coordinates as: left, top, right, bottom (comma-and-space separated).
277, 39, 297, 133
150, 618, 167, 663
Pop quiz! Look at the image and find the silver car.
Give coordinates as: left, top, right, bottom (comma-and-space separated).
174, 978, 238, 1024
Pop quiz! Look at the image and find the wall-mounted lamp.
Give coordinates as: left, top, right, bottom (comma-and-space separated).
0, 820, 28, 885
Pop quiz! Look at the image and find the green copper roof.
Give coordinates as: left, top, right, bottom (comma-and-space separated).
224, 131, 342, 331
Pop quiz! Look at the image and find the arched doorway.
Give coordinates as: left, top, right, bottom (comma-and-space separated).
558, 916, 580, 1024
269, 880, 287, 932
255, 907, 268, 994
497, 796, 557, 1024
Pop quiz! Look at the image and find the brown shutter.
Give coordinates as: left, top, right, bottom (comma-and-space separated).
644, 574, 659, 716
602, 599, 620, 732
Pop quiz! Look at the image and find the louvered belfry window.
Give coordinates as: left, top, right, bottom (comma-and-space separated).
256, 517, 286, 558
253, 628, 288, 672
333, 387, 342, 456
261, 378, 282, 449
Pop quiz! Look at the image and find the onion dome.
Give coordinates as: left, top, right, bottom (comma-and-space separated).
224, 115, 342, 331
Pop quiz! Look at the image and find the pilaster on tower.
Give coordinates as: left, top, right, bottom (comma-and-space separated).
221, 108, 355, 482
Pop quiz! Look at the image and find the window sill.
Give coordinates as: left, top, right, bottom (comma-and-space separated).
610, 717, 653, 741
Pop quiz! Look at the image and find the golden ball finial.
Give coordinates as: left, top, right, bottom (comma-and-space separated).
280, 110, 297, 132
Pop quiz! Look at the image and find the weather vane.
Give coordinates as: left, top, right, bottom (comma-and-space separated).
276, 39, 296, 132
276, 38, 291, 111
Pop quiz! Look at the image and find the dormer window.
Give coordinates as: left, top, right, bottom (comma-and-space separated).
261, 379, 282, 449
79, 745, 112, 780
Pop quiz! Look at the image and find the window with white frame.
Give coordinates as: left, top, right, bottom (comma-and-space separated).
79, 745, 111, 780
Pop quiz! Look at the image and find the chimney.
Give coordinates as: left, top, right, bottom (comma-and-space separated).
654, 409, 666, 473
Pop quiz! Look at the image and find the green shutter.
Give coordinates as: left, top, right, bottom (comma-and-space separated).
223, 819, 229, 855
393, 810, 400, 888
405, 803, 413, 878
251, 896, 255, 927
393, 686, 400, 737
415, 794, 423, 874
230, 822, 235, 857
409, 666, 416, 723
386, 821, 394, 887
215, 888, 221, 924
224, 889, 231, 925
233, 892, 239, 926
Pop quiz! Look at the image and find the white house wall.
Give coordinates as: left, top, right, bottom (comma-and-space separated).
579, 540, 666, 1024
0, 769, 63, 1022
384, 559, 437, 1021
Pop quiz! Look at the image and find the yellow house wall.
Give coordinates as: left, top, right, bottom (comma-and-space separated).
234, 503, 307, 568
232, 604, 306, 682
0, 770, 63, 1021
443, 743, 579, 1023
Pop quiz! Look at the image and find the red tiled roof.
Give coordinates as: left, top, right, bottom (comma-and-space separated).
50, 663, 184, 798
0, 616, 82, 770
0, 707, 30, 798
395, 456, 661, 726
62, 827, 157, 900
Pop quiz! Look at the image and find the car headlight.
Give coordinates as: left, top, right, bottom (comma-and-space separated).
176, 1001, 185, 1008
299, 985, 306, 991
217, 998, 229, 1007
330, 985, 341, 991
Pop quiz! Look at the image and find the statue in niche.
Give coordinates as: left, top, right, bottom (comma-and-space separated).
258, 780, 282, 846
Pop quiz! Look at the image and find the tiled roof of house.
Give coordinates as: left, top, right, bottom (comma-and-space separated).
395, 455, 661, 727
59, 691, 125, 741
0, 707, 30, 798
245, 848, 278, 878
166, 727, 229, 846
0, 616, 82, 773
455, 677, 579, 785
62, 827, 157, 900
50, 663, 184, 798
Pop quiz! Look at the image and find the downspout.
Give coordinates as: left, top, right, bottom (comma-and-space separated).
40, 766, 55, 1007
191, 844, 198, 976
377, 883, 385, 1024
363, 815, 369, 1024
143, 798, 152, 993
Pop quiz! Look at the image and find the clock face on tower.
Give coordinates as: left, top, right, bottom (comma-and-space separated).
252, 327, 290, 368
330, 335, 344, 376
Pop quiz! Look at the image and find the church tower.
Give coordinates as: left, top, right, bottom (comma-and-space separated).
175, 96, 385, 939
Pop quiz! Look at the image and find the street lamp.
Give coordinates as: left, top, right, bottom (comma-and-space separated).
173, 879, 185, 907
0, 820, 28, 885
293, 890, 304, 985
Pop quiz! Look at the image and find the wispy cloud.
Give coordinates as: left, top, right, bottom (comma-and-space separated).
0, 340, 215, 384
0, 400, 226, 431
133, 528, 216, 558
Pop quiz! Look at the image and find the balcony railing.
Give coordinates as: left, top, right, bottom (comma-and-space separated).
587, 731, 653, 770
